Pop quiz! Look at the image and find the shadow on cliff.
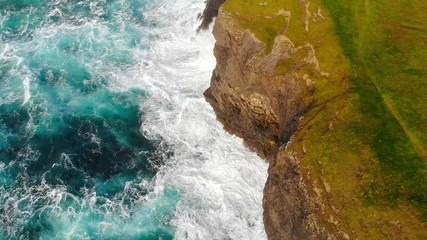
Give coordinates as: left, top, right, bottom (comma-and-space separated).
198, 0, 226, 31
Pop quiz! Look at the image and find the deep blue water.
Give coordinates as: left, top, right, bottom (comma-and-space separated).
0, 0, 268, 239
0, 0, 175, 238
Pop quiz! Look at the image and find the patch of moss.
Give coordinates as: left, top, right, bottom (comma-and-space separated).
274, 46, 310, 74
223, 0, 289, 53
274, 59, 292, 75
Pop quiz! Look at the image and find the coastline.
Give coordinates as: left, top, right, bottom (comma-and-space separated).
200, 1, 426, 239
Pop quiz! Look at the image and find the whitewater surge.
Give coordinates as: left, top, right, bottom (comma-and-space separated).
128, 0, 268, 238
0, 0, 268, 239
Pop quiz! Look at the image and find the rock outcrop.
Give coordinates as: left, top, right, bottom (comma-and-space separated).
204, 9, 315, 159
204, 7, 331, 239
198, 0, 226, 31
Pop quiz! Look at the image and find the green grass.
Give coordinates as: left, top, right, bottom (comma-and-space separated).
320, 0, 426, 210
223, 0, 288, 53
223, 0, 426, 238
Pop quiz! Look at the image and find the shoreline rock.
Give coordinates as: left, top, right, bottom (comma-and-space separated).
198, 0, 226, 31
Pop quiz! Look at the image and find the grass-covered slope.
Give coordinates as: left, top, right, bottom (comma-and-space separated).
223, 0, 426, 238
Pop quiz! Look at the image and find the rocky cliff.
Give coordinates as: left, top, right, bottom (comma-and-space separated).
202, 0, 426, 239
204, 9, 315, 159
204, 8, 323, 238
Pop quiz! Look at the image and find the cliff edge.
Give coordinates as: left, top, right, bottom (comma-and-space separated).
204, 0, 426, 239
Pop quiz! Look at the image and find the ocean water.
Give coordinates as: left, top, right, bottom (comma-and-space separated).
0, 0, 268, 239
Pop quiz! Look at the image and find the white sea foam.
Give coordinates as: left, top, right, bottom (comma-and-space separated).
128, 0, 269, 239
0, 0, 268, 239
22, 76, 31, 105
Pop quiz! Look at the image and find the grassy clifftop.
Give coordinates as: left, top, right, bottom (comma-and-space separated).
222, 0, 426, 238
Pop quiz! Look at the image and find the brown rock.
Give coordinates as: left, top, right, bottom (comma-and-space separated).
204, 4, 338, 240
204, 8, 314, 159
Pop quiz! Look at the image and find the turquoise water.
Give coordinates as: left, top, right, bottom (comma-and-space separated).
0, 0, 268, 239
0, 0, 176, 239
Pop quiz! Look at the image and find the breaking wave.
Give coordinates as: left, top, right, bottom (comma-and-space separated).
0, 0, 268, 239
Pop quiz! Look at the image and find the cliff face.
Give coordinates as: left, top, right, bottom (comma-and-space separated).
204, 9, 314, 159
204, 0, 426, 239
204, 8, 329, 239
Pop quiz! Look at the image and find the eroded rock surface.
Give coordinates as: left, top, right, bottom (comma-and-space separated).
198, 0, 226, 31
204, 9, 315, 159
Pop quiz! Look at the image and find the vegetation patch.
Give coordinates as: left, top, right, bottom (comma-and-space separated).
223, 0, 289, 53
320, 0, 426, 210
